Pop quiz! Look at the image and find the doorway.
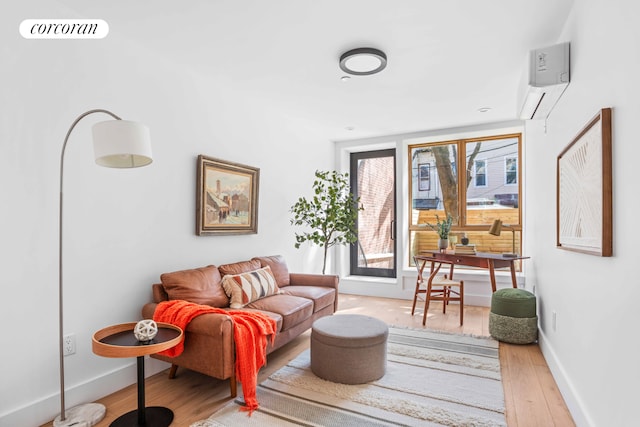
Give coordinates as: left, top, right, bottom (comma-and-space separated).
349, 149, 396, 278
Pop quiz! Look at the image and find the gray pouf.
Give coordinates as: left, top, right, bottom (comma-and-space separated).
311, 314, 388, 384
489, 288, 538, 344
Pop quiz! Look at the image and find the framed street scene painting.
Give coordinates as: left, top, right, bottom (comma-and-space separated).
196, 155, 259, 235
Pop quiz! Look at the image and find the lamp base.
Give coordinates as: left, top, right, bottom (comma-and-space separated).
53, 403, 106, 427
502, 253, 519, 258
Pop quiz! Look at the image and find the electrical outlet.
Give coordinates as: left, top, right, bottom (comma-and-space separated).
63, 334, 76, 356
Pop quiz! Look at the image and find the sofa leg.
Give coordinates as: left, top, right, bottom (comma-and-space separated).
168, 364, 178, 379
229, 376, 237, 398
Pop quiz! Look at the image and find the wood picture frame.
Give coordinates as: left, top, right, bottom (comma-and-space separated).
556, 108, 612, 256
196, 155, 259, 235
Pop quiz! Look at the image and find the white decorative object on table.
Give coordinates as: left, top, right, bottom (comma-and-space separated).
134, 320, 158, 342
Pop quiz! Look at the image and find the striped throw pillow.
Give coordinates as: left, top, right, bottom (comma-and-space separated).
221, 266, 280, 309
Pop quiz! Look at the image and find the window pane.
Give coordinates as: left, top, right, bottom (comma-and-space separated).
350, 149, 396, 278
474, 160, 487, 187
408, 133, 522, 266
505, 157, 517, 184
410, 143, 459, 226
465, 138, 519, 226
355, 155, 395, 270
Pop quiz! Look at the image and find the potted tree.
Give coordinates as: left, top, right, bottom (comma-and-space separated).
290, 170, 362, 274
424, 213, 454, 251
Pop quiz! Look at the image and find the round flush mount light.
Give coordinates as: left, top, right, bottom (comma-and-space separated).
339, 48, 387, 76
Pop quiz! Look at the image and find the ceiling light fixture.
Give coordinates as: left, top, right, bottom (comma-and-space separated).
339, 48, 387, 76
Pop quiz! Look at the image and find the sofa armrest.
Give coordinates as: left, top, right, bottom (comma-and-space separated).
142, 302, 157, 319
141, 302, 235, 384
151, 283, 168, 303
289, 273, 339, 289
142, 302, 234, 337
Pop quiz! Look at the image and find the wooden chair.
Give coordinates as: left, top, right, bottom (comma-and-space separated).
412, 256, 464, 326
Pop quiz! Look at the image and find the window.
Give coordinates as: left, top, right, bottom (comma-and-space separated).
505, 157, 517, 185
409, 134, 522, 264
418, 163, 431, 191
474, 160, 487, 187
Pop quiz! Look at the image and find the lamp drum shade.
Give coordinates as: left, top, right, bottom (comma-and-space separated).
489, 219, 503, 236
92, 120, 152, 168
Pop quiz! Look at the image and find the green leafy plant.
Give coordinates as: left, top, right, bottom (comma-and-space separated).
290, 170, 362, 274
424, 213, 454, 239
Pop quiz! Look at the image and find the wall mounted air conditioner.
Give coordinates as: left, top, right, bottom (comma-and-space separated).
518, 42, 570, 120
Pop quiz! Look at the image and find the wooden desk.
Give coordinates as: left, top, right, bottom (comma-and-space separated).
415, 251, 530, 292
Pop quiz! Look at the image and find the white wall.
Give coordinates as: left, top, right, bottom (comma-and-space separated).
0, 4, 332, 426
524, 1, 640, 425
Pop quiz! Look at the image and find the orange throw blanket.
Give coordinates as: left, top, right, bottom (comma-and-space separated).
153, 300, 277, 413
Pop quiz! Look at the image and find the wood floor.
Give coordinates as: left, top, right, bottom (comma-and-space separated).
43, 294, 574, 427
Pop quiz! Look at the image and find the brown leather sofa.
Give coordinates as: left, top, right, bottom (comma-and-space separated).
141, 255, 338, 397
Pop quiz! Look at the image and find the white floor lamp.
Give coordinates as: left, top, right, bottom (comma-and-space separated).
53, 109, 152, 427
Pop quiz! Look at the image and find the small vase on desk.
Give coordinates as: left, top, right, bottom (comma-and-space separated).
438, 238, 449, 251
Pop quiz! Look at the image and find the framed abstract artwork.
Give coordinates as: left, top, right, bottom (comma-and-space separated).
556, 108, 612, 256
196, 155, 260, 235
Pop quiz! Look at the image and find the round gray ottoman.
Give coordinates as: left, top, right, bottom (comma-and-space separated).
489, 288, 538, 344
310, 314, 388, 384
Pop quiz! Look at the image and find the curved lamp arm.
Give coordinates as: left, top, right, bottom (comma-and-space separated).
488, 219, 518, 257
57, 109, 151, 426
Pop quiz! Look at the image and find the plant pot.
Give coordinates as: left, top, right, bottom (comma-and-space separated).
438, 238, 449, 251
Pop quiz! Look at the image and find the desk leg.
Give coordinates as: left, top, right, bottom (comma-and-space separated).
510, 261, 518, 288
488, 261, 497, 293
110, 356, 174, 427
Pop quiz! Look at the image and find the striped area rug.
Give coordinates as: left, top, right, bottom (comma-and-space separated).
191, 327, 505, 426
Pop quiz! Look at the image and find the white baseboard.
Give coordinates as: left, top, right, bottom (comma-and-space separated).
538, 329, 593, 427
0, 357, 170, 427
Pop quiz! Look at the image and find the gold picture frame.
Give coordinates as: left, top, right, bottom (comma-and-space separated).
556, 108, 612, 256
196, 155, 259, 235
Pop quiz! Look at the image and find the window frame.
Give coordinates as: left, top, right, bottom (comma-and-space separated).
418, 163, 431, 191
350, 148, 397, 278
474, 159, 488, 187
408, 133, 523, 263
505, 156, 518, 185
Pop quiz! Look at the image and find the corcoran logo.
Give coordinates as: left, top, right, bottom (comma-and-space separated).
20, 19, 109, 39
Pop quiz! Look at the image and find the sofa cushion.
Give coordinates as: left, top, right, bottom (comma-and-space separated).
218, 259, 261, 276
160, 265, 229, 307
235, 308, 283, 333
252, 255, 290, 287
282, 285, 335, 313
247, 294, 313, 331
221, 266, 281, 309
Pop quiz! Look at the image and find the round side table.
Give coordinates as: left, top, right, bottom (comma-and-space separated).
93, 322, 183, 427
